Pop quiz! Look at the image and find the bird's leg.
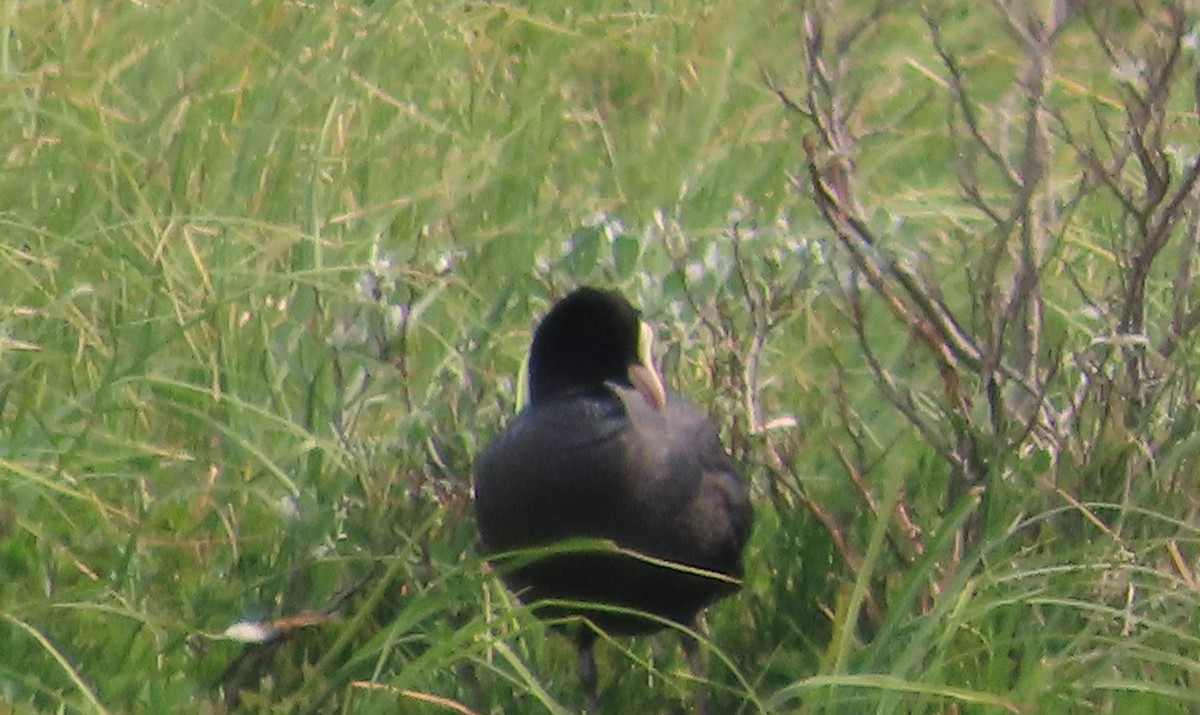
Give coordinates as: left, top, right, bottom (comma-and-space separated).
575, 627, 600, 715
681, 625, 709, 715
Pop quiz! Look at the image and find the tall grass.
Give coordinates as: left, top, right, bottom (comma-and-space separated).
1, 1, 1198, 713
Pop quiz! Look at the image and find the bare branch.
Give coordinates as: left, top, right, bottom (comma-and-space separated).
924, 9, 1020, 190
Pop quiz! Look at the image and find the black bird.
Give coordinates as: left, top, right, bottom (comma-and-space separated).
474, 287, 753, 713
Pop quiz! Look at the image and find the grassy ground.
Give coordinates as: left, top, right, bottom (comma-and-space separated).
2, 1, 1199, 713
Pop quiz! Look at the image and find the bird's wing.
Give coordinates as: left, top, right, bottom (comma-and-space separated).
474, 395, 632, 551
609, 385, 754, 570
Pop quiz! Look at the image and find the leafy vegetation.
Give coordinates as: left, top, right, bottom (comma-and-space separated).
2, 1, 1198, 713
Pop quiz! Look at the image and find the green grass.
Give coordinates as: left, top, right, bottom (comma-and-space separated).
3, 0, 1199, 713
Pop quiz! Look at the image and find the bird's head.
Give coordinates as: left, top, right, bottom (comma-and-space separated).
526, 287, 667, 410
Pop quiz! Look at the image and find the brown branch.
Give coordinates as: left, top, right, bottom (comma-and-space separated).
803, 147, 983, 372
832, 441, 924, 563
924, 9, 1019, 190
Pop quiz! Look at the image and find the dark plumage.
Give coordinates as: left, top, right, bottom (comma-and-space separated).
474, 287, 753, 712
